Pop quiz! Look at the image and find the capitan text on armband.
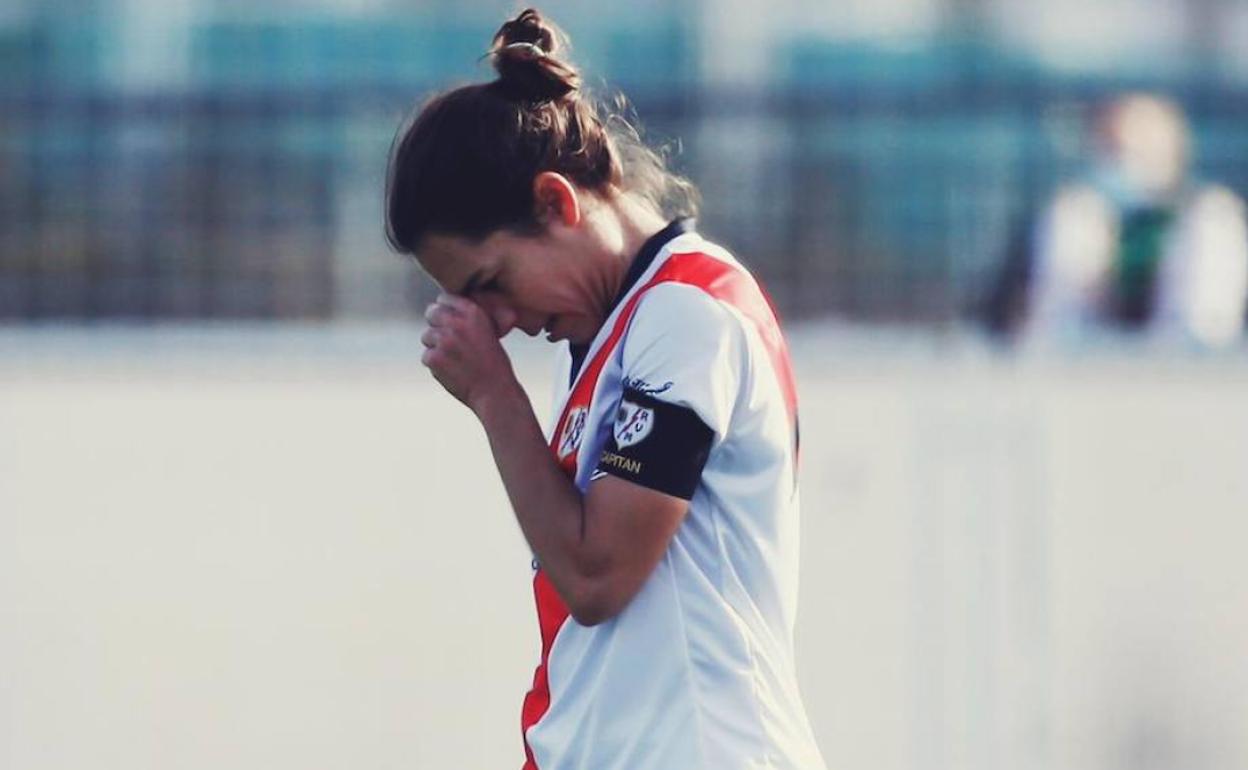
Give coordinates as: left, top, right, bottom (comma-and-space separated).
599, 451, 643, 475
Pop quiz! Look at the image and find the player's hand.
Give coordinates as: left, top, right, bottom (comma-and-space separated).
421, 293, 520, 413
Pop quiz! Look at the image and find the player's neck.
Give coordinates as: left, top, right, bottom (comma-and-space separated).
590, 195, 669, 315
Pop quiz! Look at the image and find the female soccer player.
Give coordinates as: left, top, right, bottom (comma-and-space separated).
386, 9, 826, 769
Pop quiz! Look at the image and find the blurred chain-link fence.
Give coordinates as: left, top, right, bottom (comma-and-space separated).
2, 14, 1246, 323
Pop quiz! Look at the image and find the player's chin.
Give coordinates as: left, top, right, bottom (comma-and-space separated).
542, 317, 566, 343
548, 318, 595, 345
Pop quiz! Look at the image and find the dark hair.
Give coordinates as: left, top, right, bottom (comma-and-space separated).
385, 8, 699, 255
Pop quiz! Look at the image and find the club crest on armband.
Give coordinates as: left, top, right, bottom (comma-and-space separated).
614, 400, 654, 448
558, 406, 589, 459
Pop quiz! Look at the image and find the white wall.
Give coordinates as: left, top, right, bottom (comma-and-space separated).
2, 326, 1246, 770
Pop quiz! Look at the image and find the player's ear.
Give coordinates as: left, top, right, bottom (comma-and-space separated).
533, 172, 581, 228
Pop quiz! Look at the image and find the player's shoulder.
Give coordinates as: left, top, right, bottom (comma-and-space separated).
637, 240, 752, 324
627, 280, 749, 366
634, 278, 735, 328
620, 256, 753, 403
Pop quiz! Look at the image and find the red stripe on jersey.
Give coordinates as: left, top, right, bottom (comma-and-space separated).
520, 250, 797, 769
661, 251, 800, 441
519, 569, 570, 770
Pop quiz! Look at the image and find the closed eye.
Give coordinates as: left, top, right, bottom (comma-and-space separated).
457, 269, 502, 297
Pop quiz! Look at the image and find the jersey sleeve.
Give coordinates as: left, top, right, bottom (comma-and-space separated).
593, 282, 743, 499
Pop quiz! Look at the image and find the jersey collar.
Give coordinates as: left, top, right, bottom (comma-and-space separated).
609, 216, 696, 313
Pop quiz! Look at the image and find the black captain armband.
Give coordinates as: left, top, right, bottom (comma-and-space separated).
594, 387, 714, 500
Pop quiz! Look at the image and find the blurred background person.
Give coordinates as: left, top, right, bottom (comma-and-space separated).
1008, 93, 1248, 348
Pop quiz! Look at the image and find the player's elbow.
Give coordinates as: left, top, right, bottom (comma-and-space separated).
569, 600, 615, 627
566, 570, 631, 627
568, 596, 626, 627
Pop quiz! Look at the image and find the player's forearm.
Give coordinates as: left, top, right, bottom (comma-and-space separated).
472, 384, 601, 607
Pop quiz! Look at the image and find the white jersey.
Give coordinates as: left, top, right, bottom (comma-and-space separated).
519, 220, 827, 770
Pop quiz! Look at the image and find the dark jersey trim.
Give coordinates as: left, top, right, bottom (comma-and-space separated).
594, 387, 713, 500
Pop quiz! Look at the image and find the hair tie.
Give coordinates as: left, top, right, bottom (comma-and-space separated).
501, 41, 547, 58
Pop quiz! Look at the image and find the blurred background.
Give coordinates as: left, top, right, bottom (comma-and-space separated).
2, 1, 1246, 769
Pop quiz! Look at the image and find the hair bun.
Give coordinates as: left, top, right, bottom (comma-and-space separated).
489, 8, 580, 102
